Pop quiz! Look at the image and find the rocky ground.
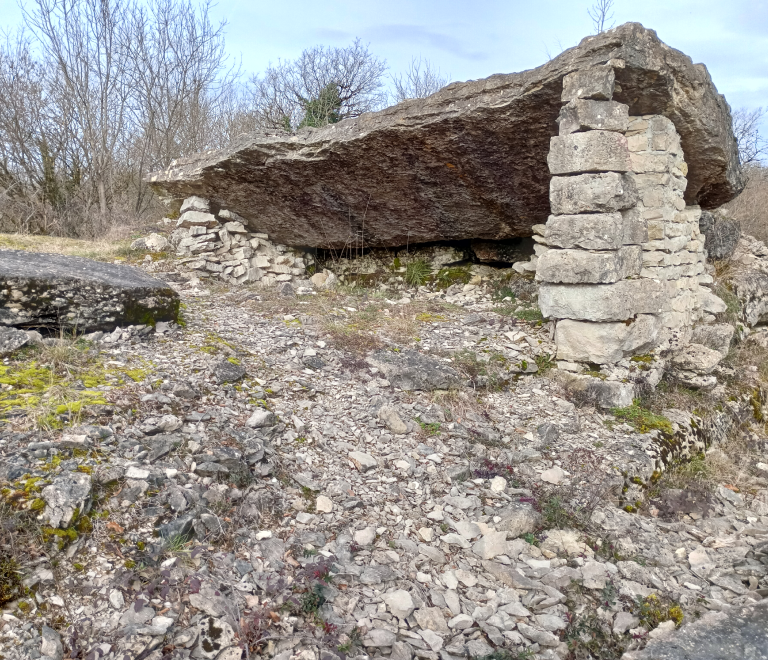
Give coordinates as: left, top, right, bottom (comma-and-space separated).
0, 257, 767, 660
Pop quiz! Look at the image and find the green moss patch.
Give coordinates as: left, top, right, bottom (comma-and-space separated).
609, 401, 674, 435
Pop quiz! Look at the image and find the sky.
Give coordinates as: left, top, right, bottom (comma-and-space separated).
2, 0, 767, 115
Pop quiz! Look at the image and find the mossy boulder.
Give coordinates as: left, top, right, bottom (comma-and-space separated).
0, 249, 179, 331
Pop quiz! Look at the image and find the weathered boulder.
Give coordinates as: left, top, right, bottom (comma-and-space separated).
699, 210, 741, 261
721, 235, 768, 327
366, 349, 461, 391
0, 326, 30, 356
0, 250, 179, 331
147, 23, 742, 250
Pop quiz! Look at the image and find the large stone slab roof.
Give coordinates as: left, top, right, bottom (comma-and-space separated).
147, 22, 743, 249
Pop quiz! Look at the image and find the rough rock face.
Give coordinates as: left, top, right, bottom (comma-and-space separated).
699, 210, 741, 261
725, 235, 768, 327
0, 250, 180, 331
147, 23, 742, 250
621, 599, 768, 660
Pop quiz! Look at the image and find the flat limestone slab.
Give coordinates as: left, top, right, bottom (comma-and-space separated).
147, 23, 742, 249
0, 250, 180, 331
621, 600, 768, 660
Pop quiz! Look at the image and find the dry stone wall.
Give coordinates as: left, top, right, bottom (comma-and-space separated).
169, 196, 312, 287
536, 66, 708, 365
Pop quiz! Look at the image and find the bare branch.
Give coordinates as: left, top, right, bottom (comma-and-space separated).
588, 0, 615, 34
250, 39, 387, 132
391, 57, 449, 103
732, 106, 768, 167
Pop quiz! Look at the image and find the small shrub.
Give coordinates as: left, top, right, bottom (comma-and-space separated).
404, 260, 432, 287
415, 417, 441, 435
535, 352, 554, 373
0, 553, 23, 606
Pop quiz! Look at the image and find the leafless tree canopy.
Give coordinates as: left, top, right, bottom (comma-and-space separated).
0, 0, 239, 237
733, 106, 768, 167
588, 0, 615, 34
391, 57, 449, 104
250, 39, 388, 131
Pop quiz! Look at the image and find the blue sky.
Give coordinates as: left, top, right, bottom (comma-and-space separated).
2, 0, 767, 113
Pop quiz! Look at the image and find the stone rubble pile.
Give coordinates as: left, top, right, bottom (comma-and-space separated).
0, 279, 766, 660
169, 196, 313, 287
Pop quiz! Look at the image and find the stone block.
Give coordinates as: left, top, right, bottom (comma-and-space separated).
539, 279, 666, 321
180, 196, 210, 213
548, 131, 631, 175
642, 236, 691, 252
621, 207, 648, 244
550, 173, 638, 215
558, 100, 629, 135
545, 213, 623, 250
630, 152, 676, 174
561, 67, 614, 102
561, 374, 635, 408
536, 246, 641, 284
699, 286, 727, 314
177, 211, 219, 229
691, 323, 734, 356
671, 343, 723, 374
555, 315, 659, 364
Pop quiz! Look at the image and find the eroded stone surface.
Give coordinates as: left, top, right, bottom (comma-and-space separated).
147, 23, 742, 249
0, 250, 179, 331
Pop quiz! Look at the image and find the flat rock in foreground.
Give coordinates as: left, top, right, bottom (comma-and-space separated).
621, 599, 768, 660
0, 250, 180, 331
148, 22, 742, 249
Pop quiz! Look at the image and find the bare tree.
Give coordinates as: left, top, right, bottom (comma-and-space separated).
122, 0, 237, 213
733, 106, 768, 167
0, 0, 242, 237
251, 39, 387, 131
23, 0, 134, 229
588, 0, 615, 34
391, 57, 449, 103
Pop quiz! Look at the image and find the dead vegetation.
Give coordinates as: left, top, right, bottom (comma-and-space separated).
0, 232, 134, 261
724, 164, 768, 243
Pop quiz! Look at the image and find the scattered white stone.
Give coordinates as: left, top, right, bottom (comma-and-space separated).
489, 476, 507, 492
315, 495, 333, 513
383, 590, 415, 619
354, 527, 376, 546
540, 466, 566, 484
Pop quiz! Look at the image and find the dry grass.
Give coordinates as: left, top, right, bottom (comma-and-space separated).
0, 231, 134, 262
637, 338, 768, 502
240, 285, 461, 354
724, 164, 768, 243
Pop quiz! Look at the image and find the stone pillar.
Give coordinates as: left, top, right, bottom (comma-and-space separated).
627, 115, 706, 344
537, 66, 654, 364
537, 67, 706, 365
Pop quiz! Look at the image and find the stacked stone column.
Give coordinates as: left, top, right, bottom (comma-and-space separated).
536, 66, 706, 365
627, 115, 706, 341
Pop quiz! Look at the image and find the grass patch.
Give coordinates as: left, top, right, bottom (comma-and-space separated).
451, 349, 508, 391
0, 232, 132, 261
513, 308, 544, 323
